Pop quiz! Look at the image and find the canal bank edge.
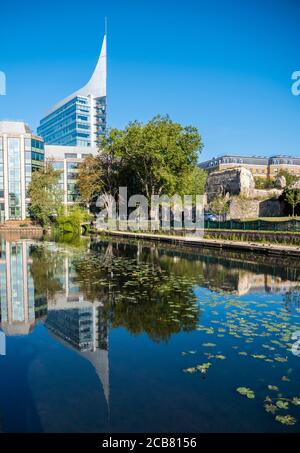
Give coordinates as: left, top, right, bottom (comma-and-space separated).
98, 230, 300, 258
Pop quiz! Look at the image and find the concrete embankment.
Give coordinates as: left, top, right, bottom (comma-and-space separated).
99, 230, 300, 258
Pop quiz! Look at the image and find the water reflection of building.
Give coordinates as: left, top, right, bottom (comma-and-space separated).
45, 250, 110, 407
0, 238, 110, 426
157, 248, 300, 296
0, 239, 46, 337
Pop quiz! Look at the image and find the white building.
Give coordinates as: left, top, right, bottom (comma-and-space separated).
0, 121, 44, 221
44, 144, 98, 205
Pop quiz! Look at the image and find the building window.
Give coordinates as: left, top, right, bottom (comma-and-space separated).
8, 138, 21, 219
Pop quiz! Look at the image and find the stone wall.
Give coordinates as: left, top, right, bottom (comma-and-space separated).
206, 167, 255, 203
251, 188, 282, 199
229, 197, 285, 219
229, 199, 258, 219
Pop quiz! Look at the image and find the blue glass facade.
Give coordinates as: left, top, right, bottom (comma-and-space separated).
37, 96, 106, 147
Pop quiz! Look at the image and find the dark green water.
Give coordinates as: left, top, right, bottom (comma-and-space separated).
1, 234, 300, 433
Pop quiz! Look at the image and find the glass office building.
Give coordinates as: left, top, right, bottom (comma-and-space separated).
0, 239, 46, 337
44, 144, 98, 205
37, 35, 107, 148
0, 121, 44, 221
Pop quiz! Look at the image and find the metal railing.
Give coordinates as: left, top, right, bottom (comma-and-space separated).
204, 219, 300, 232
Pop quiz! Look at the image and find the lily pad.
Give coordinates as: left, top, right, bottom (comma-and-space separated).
292, 397, 300, 406
275, 415, 296, 426
183, 367, 197, 374
236, 387, 255, 399
264, 404, 277, 414
196, 362, 212, 374
276, 400, 289, 410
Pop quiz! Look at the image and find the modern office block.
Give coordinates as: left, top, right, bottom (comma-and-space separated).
0, 239, 38, 336
37, 35, 107, 148
44, 144, 98, 204
0, 121, 44, 221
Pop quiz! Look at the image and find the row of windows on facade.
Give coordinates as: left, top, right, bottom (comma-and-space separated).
43, 118, 106, 139
41, 129, 96, 144
40, 109, 106, 134
39, 96, 106, 127
207, 158, 300, 166
39, 97, 89, 124
38, 107, 90, 132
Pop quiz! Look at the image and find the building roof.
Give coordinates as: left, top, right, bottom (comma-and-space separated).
199, 154, 300, 167
44, 144, 98, 159
44, 34, 107, 117
0, 121, 32, 135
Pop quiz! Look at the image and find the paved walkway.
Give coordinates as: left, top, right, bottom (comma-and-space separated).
101, 230, 300, 258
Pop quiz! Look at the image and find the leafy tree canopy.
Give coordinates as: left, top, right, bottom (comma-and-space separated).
284, 188, 300, 217
28, 164, 63, 227
99, 115, 203, 198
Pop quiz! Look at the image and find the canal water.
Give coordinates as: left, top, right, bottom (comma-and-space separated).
1, 234, 300, 433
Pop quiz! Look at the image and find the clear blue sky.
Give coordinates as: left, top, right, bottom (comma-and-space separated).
0, 0, 299, 161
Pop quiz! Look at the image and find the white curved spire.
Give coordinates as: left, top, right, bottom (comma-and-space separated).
45, 35, 107, 116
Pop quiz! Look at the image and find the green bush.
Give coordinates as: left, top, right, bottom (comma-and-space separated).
56, 206, 92, 235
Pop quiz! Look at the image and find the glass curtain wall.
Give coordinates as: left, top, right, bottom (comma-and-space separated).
8, 138, 21, 219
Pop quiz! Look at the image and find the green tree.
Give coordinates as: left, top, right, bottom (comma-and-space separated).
28, 164, 63, 228
284, 188, 300, 217
210, 193, 230, 221
277, 169, 297, 187
77, 154, 103, 208
100, 115, 203, 199
56, 205, 92, 236
180, 167, 207, 199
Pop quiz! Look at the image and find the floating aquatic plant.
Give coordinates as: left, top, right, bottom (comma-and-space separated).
275, 415, 296, 426
183, 367, 197, 374
264, 404, 277, 414
196, 362, 212, 375
292, 397, 300, 406
276, 400, 289, 410
236, 387, 255, 399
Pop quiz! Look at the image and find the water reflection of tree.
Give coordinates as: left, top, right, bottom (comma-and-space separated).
30, 245, 64, 299
73, 243, 199, 342
284, 290, 300, 311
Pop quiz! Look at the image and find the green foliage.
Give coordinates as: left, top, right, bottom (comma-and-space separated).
209, 193, 230, 217
28, 164, 63, 227
77, 154, 103, 207
254, 171, 296, 190
72, 248, 199, 342
254, 177, 274, 189
56, 206, 91, 236
277, 169, 297, 186
30, 245, 64, 297
179, 166, 207, 199
99, 115, 203, 199
284, 188, 300, 217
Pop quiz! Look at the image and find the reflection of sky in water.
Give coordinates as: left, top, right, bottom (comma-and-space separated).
0, 236, 300, 432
